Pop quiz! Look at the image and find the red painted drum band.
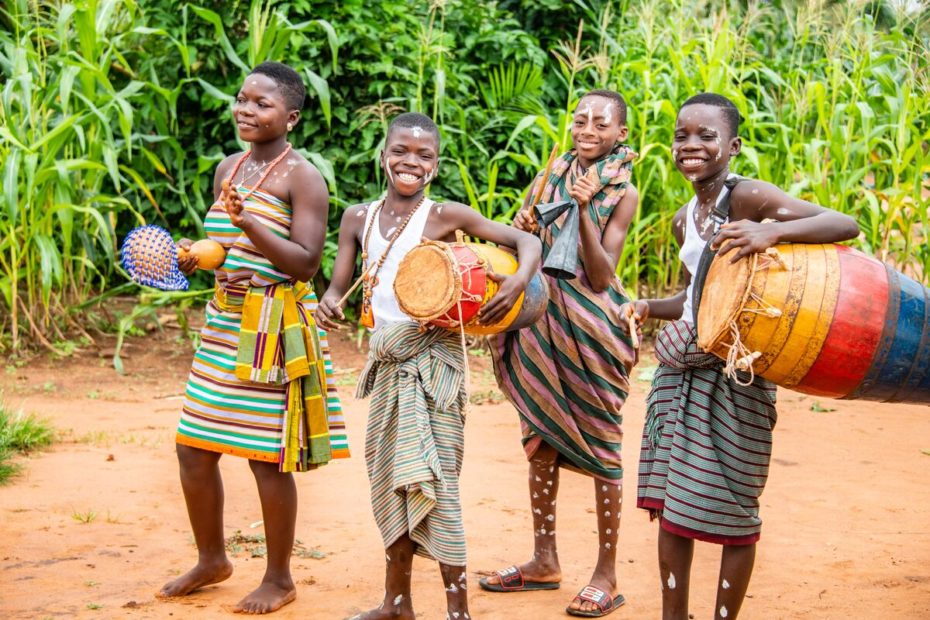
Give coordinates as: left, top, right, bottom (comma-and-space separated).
394, 240, 548, 336
697, 243, 930, 405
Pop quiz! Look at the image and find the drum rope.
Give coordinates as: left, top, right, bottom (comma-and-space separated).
721, 249, 787, 384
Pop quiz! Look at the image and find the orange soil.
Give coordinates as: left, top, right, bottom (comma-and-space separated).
1, 325, 929, 619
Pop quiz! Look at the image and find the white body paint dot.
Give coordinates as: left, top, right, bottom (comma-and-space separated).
722, 579, 730, 589
720, 605, 728, 618
668, 572, 677, 590
394, 594, 404, 605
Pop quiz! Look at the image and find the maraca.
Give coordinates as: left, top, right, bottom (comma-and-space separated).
120, 225, 226, 291
177, 239, 226, 270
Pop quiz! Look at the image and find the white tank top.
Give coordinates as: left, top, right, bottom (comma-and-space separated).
679, 180, 734, 323
362, 198, 434, 330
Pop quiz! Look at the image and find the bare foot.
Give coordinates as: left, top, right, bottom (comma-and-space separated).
233, 581, 297, 614
347, 606, 415, 620
479, 558, 561, 588
157, 559, 233, 598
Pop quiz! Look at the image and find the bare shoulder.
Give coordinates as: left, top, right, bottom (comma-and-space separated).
729, 178, 785, 219
214, 152, 244, 180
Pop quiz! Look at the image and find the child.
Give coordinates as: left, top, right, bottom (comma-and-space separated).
479, 89, 638, 618
622, 93, 859, 620
158, 61, 349, 614
315, 112, 541, 620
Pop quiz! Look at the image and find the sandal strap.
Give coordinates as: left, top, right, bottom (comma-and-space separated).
575, 585, 611, 611
496, 565, 524, 590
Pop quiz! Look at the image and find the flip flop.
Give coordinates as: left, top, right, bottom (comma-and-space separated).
566, 584, 625, 617
478, 565, 561, 593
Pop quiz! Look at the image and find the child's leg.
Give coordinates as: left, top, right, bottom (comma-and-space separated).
658, 527, 694, 620
482, 441, 562, 586
233, 459, 297, 614
568, 480, 622, 613
158, 445, 233, 597
352, 534, 416, 620
713, 543, 756, 619
440, 563, 469, 619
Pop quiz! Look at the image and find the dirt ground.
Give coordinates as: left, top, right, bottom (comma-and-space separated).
1, 319, 929, 620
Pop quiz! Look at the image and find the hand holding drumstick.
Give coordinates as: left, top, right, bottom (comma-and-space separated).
619, 300, 649, 349
515, 144, 561, 233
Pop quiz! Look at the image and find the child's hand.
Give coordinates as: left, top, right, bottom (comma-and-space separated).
175, 238, 198, 275
619, 300, 648, 341
713, 220, 780, 263
512, 209, 538, 233
314, 296, 345, 331
568, 168, 600, 208
224, 189, 250, 229
479, 271, 525, 325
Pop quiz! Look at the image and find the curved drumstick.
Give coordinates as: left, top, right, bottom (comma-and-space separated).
336, 261, 378, 308
628, 314, 640, 349
524, 144, 560, 232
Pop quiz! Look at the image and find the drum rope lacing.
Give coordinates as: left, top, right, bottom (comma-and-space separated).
720, 247, 788, 386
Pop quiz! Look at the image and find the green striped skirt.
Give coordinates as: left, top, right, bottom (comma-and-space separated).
636, 320, 777, 545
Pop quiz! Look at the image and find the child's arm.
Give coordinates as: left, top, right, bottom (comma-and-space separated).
715, 180, 860, 262
225, 161, 329, 281
620, 206, 689, 332
432, 203, 542, 325
570, 177, 639, 292
315, 205, 366, 331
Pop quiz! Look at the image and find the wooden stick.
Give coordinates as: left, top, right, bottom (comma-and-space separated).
530, 144, 561, 209
628, 314, 640, 349
336, 261, 377, 308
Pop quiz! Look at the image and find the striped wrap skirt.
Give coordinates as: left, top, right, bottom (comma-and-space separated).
637, 320, 777, 545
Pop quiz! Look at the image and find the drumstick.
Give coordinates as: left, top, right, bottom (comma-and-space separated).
336, 261, 377, 308
531, 144, 561, 209
524, 144, 560, 233
628, 314, 640, 349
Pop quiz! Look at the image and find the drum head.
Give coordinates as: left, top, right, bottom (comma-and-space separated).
395, 243, 459, 320
696, 252, 752, 351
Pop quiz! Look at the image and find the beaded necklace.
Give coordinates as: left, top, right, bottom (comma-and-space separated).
223, 143, 292, 203
359, 194, 428, 328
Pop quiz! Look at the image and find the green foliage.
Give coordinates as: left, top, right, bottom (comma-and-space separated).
0, 0, 928, 350
0, 402, 55, 484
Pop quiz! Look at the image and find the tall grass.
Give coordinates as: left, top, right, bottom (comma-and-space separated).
0, 0, 182, 352
0, 0, 927, 351
0, 402, 55, 484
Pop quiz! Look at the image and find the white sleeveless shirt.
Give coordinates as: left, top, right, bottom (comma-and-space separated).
362, 198, 434, 330
679, 180, 734, 323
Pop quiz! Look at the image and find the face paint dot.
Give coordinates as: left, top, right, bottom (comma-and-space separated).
720, 606, 728, 618
668, 573, 676, 590
411, 126, 423, 138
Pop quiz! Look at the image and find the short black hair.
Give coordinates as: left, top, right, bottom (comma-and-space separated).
680, 93, 741, 137
250, 61, 306, 111
580, 89, 627, 125
387, 112, 440, 144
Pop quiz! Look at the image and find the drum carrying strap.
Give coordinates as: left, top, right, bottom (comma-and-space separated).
691, 176, 743, 326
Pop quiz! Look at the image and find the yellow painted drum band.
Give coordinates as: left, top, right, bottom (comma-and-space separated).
463, 243, 526, 336
781, 245, 840, 387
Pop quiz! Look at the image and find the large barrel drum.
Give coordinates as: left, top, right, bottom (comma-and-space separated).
697, 243, 930, 404
393, 239, 548, 336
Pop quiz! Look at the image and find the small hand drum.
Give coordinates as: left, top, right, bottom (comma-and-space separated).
394, 239, 548, 336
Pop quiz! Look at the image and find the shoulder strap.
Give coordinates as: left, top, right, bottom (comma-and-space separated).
690, 176, 743, 326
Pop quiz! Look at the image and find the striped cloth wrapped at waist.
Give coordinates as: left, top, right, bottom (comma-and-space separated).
214, 281, 332, 472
